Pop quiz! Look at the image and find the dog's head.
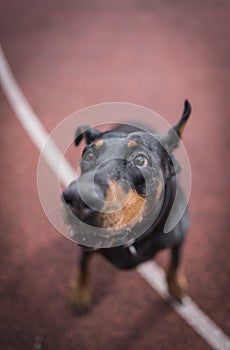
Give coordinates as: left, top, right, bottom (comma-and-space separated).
62, 101, 191, 247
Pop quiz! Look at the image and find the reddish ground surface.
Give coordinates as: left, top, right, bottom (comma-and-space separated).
0, 0, 229, 349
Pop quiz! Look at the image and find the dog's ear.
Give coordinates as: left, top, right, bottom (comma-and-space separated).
163, 154, 182, 179
163, 100, 191, 152
75, 125, 104, 146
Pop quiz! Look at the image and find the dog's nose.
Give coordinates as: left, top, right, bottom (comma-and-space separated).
62, 187, 93, 220
62, 182, 103, 221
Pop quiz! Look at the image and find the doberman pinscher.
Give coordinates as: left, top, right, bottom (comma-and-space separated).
62, 100, 191, 313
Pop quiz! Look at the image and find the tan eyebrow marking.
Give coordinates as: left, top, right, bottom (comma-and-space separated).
127, 140, 138, 148
95, 140, 104, 148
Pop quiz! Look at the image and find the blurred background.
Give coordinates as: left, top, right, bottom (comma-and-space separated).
0, 0, 229, 349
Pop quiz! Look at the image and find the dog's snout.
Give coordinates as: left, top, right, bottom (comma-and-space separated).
62, 187, 92, 221
62, 181, 104, 221
62, 187, 78, 208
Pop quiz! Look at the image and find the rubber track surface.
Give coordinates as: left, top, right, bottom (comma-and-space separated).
0, 1, 229, 349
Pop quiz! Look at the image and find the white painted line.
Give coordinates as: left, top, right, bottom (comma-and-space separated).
0, 45, 74, 187
0, 44, 229, 350
137, 262, 230, 350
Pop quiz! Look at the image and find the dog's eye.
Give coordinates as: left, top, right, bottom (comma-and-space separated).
84, 150, 95, 162
133, 154, 148, 167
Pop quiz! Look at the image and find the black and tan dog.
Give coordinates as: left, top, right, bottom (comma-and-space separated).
62, 100, 191, 313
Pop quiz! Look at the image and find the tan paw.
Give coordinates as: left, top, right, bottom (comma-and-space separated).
166, 269, 187, 303
69, 278, 92, 315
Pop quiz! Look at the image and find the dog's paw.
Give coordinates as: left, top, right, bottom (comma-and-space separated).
166, 268, 187, 303
68, 278, 92, 315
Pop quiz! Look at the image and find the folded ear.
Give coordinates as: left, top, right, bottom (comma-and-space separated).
75, 125, 104, 146
164, 154, 182, 179
163, 100, 191, 152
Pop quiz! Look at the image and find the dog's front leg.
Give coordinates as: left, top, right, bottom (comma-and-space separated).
166, 244, 187, 302
69, 249, 93, 314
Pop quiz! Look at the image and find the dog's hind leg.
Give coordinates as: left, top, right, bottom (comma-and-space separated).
166, 244, 187, 302
69, 249, 93, 314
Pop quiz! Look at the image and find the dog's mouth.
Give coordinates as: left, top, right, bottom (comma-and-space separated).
62, 200, 144, 249
62, 192, 163, 250
62, 179, 145, 223
62, 177, 164, 249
